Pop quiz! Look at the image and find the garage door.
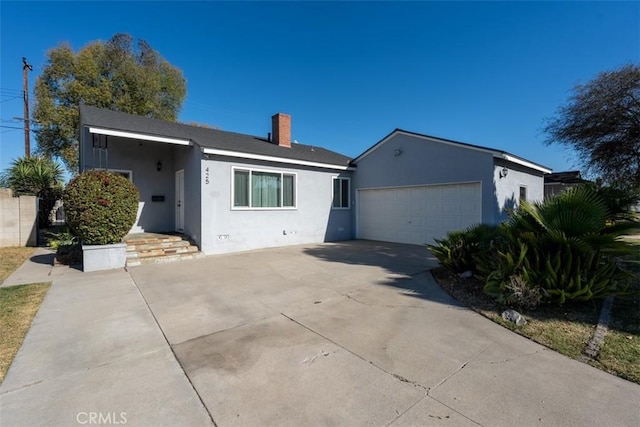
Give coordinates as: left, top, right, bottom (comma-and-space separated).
357, 183, 482, 245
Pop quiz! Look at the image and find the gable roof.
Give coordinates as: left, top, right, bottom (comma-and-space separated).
79, 105, 353, 169
352, 129, 552, 174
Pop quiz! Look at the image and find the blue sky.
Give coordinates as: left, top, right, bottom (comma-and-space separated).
1, 1, 638, 177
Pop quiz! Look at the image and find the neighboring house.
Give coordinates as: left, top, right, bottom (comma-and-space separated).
79, 105, 551, 253
351, 130, 551, 245
544, 171, 587, 200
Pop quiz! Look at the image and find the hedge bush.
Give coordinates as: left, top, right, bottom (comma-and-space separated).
431, 185, 639, 307
426, 223, 499, 274
64, 171, 139, 245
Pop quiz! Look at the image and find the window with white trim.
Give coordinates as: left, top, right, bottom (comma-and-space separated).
233, 168, 296, 209
332, 177, 350, 209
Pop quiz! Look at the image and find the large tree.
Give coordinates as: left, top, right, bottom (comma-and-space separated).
544, 64, 640, 189
33, 33, 187, 172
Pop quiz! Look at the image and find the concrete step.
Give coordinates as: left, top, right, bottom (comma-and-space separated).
126, 240, 191, 252
126, 245, 199, 259
124, 233, 202, 267
126, 251, 205, 267
124, 235, 183, 245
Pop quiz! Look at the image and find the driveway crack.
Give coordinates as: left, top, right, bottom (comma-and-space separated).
429, 344, 491, 394
280, 312, 426, 391
129, 272, 218, 426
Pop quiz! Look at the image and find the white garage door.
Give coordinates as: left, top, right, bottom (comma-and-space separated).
357, 182, 482, 245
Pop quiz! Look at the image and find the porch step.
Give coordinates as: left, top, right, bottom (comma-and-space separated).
126, 252, 205, 267
124, 233, 203, 267
126, 240, 191, 253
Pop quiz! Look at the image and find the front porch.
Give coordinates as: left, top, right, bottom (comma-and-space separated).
80, 124, 203, 248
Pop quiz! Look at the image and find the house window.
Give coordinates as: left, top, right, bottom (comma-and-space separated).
332, 177, 350, 209
519, 186, 527, 203
91, 168, 133, 182
233, 168, 296, 209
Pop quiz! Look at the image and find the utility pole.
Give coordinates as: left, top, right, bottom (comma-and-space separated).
22, 57, 33, 157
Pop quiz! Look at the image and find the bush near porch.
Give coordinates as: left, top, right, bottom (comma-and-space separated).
64, 170, 139, 245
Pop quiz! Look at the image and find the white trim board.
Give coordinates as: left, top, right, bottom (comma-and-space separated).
203, 147, 353, 171
88, 127, 192, 146
498, 154, 552, 174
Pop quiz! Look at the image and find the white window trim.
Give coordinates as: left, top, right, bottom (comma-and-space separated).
332, 176, 351, 210
231, 166, 297, 210
90, 168, 133, 182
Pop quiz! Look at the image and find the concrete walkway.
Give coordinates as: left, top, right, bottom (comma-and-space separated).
1, 241, 639, 426
0, 262, 212, 426
1, 247, 55, 287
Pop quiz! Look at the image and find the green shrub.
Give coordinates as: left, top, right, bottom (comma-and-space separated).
476, 186, 639, 305
477, 236, 633, 305
44, 226, 82, 265
64, 171, 139, 245
427, 223, 499, 274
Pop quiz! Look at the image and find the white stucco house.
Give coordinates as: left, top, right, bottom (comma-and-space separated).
79, 105, 551, 254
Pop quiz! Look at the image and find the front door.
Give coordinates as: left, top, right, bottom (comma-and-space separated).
175, 169, 185, 232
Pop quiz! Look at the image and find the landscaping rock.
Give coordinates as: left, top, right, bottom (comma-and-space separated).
502, 309, 527, 326
459, 270, 473, 279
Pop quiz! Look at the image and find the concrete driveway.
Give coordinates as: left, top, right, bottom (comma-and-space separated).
128, 241, 640, 426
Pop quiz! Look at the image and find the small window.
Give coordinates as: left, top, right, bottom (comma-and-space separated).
92, 168, 133, 182
332, 177, 350, 209
519, 186, 527, 203
233, 168, 296, 209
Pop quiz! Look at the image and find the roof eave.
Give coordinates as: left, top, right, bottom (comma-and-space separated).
87, 126, 192, 146
201, 147, 354, 171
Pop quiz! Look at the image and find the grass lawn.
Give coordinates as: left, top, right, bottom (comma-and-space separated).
433, 262, 640, 384
0, 247, 51, 384
0, 247, 36, 283
0, 282, 51, 383
593, 251, 640, 383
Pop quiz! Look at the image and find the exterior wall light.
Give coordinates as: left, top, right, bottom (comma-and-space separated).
394, 149, 402, 157
157, 161, 162, 172
499, 167, 509, 178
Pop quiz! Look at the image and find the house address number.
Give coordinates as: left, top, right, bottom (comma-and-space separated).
204, 167, 210, 185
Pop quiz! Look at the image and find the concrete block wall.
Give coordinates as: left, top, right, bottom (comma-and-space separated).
0, 193, 37, 247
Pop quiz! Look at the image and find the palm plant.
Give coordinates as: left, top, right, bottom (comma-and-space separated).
509, 185, 638, 256
477, 186, 639, 305
1, 156, 64, 197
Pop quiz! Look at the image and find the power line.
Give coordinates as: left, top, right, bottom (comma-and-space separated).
0, 87, 23, 94
0, 95, 23, 103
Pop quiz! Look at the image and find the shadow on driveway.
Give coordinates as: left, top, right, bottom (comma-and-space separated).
301, 239, 456, 305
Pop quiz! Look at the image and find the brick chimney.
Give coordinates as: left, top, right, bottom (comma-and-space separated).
272, 113, 291, 148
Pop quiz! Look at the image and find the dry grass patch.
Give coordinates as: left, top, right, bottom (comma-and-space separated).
0, 282, 51, 383
0, 247, 35, 283
431, 267, 640, 384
